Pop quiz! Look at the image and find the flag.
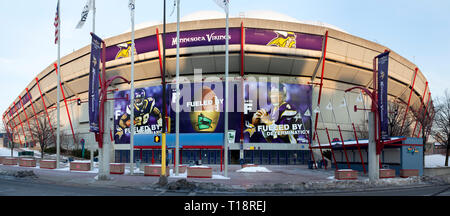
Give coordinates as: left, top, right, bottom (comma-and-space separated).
213, 0, 229, 12
128, 0, 135, 17
76, 0, 93, 29
169, 0, 176, 16
54, 0, 60, 44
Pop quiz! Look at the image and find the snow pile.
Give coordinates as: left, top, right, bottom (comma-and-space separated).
0, 147, 18, 157
425, 154, 448, 168
236, 166, 272, 173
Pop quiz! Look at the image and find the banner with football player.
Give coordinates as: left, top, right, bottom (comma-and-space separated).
168, 81, 242, 138
243, 82, 312, 144
113, 86, 164, 144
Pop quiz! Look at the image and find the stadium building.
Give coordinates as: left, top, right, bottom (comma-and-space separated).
2, 17, 433, 167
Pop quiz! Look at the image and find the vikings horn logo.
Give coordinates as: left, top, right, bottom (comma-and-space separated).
267, 31, 296, 48
115, 41, 137, 59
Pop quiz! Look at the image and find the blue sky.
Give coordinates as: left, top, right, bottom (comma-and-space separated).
1, 0, 449, 124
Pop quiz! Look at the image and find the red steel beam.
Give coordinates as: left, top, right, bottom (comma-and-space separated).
26, 88, 41, 133
313, 31, 329, 140
306, 132, 317, 169
9, 106, 23, 146
19, 95, 36, 146
14, 101, 27, 147
412, 81, 428, 136
338, 125, 351, 169
352, 123, 366, 174
240, 21, 245, 145
314, 131, 326, 169
156, 28, 169, 132
36, 77, 55, 136
417, 91, 431, 137
54, 63, 77, 145
325, 128, 338, 170
400, 67, 418, 134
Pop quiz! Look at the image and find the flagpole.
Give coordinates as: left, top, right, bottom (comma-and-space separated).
175, 0, 180, 176
90, 0, 96, 171
129, 1, 136, 175
92, 0, 96, 33
56, 0, 61, 169
224, 1, 229, 178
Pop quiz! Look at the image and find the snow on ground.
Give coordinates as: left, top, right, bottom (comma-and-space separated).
168, 169, 230, 179
425, 154, 448, 168
0, 147, 19, 157
236, 166, 272, 173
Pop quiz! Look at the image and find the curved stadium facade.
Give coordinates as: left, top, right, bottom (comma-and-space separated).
3, 18, 432, 165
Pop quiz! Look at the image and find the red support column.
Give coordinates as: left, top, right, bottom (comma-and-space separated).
338, 125, 351, 169
352, 123, 366, 174
10, 109, 23, 146
306, 132, 317, 169
14, 101, 27, 147
417, 92, 431, 137
36, 77, 54, 134
156, 28, 169, 131
26, 88, 41, 133
54, 63, 77, 145
325, 128, 338, 170
240, 21, 245, 146
313, 31, 329, 139
314, 131, 326, 169
412, 81, 428, 136
400, 68, 418, 134
19, 96, 36, 147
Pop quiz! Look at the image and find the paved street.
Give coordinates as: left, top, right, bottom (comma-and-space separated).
0, 163, 449, 196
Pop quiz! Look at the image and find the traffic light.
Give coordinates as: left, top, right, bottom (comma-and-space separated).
77, 98, 81, 106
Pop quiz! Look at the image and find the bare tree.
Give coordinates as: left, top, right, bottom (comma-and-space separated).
388, 101, 413, 137
29, 114, 56, 159
432, 90, 450, 166
1, 123, 16, 157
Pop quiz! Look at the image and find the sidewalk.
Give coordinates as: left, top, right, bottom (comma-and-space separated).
2, 161, 448, 193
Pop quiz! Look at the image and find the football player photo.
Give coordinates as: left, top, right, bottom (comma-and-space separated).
115, 88, 163, 141
244, 83, 311, 144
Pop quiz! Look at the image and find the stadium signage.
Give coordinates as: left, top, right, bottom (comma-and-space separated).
377, 51, 390, 140
88, 33, 102, 133
171, 32, 231, 46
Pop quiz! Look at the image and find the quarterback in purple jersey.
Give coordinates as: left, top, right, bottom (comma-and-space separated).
115, 88, 162, 138
250, 85, 301, 143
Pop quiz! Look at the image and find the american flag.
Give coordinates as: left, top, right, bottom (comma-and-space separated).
54, 0, 60, 44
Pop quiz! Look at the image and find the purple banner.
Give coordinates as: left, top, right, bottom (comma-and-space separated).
113, 86, 164, 144
244, 82, 312, 144
245, 28, 323, 51
377, 52, 390, 140
165, 28, 241, 49
89, 33, 102, 133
